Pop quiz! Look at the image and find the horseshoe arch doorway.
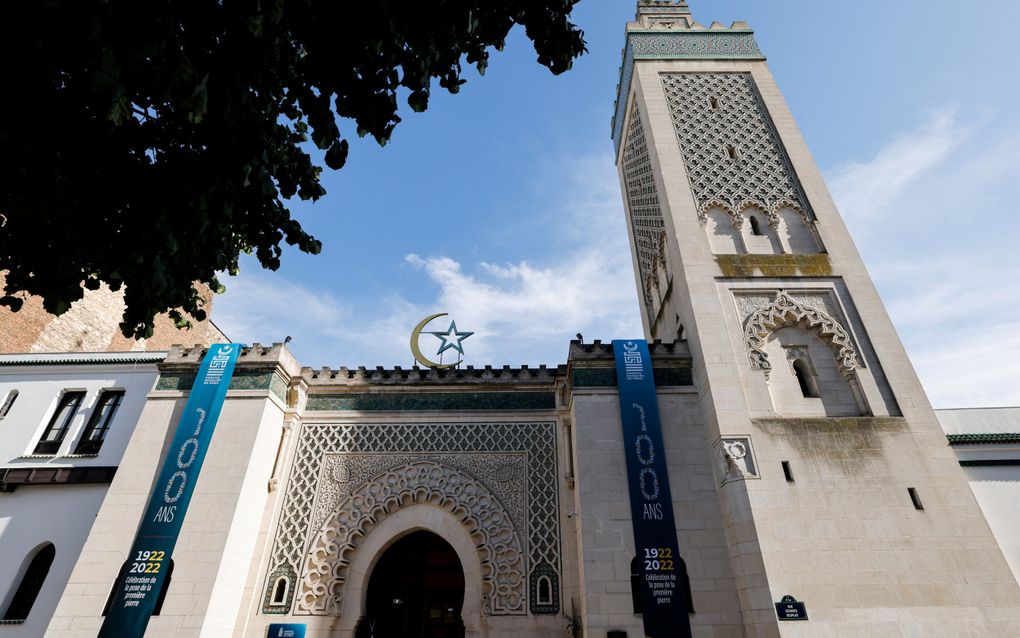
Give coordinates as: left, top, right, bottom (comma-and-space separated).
356, 531, 466, 638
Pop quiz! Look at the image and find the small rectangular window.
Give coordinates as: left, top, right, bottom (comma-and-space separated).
708, 97, 720, 110
74, 391, 124, 455
726, 144, 740, 161
908, 487, 924, 511
33, 391, 85, 455
781, 461, 794, 482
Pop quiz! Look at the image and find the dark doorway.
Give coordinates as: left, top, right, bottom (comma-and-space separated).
359, 531, 466, 638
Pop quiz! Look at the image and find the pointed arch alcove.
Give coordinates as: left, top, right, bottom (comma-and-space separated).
295, 460, 525, 625
743, 291, 870, 415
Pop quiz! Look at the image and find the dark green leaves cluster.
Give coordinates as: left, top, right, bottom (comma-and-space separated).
0, 0, 585, 338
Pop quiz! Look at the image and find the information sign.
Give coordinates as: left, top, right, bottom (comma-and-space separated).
775, 595, 808, 621
99, 344, 241, 637
267, 623, 307, 638
612, 340, 692, 638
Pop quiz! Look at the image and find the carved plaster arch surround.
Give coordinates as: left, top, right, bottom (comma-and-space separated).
743, 291, 861, 378
332, 504, 485, 637
296, 460, 525, 617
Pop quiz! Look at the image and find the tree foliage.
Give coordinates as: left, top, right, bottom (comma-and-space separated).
0, 1, 585, 337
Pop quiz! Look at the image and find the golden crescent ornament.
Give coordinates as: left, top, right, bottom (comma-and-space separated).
410, 313, 461, 369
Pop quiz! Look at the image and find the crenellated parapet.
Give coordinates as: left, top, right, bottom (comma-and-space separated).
155, 342, 302, 405
567, 339, 694, 390
301, 363, 565, 386
612, 2, 764, 154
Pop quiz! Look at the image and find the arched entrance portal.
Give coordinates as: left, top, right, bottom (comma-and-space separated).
359, 531, 466, 638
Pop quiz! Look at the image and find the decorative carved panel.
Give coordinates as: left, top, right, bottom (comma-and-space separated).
714, 437, 759, 485
660, 73, 813, 224
298, 460, 526, 616
737, 290, 861, 377
622, 102, 666, 321
263, 422, 560, 617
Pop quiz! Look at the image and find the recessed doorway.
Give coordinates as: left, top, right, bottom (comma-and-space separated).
358, 530, 465, 638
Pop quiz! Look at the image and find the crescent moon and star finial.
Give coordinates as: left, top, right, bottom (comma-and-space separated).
409, 313, 475, 369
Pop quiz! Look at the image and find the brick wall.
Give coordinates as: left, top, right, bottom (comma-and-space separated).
0, 273, 227, 353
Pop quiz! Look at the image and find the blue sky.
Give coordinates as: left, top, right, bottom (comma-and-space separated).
215, 0, 1020, 408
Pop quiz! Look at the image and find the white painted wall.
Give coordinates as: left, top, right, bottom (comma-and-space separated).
0, 361, 158, 464
937, 408, 1020, 585
0, 485, 108, 636
0, 355, 161, 632
964, 469, 1020, 584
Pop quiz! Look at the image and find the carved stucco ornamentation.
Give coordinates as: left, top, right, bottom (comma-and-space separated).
714, 437, 759, 485
311, 453, 527, 538
742, 291, 861, 378
661, 73, 814, 227
263, 422, 560, 616
296, 460, 526, 616
622, 102, 666, 322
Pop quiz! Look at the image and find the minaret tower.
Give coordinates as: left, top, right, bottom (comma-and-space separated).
614, 1, 1020, 634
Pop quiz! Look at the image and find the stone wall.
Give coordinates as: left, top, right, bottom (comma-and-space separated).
0, 273, 227, 353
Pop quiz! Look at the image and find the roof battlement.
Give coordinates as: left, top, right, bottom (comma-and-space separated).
301, 363, 565, 387
157, 339, 693, 390
636, 0, 692, 28
161, 342, 301, 378
567, 338, 690, 360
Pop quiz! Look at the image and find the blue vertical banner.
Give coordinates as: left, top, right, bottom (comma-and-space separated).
99, 344, 241, 637
612, 339, 691, 638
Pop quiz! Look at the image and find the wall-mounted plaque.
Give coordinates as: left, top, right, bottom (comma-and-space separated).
775, 595, 808, 621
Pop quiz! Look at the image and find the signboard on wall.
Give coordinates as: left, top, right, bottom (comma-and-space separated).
267, 623, 307, 637
612, 339, 692, 638
99, 344, 241, 637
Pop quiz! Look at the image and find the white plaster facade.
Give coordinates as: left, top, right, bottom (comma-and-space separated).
937, 408, 1020, 586
0, 352, 163, 636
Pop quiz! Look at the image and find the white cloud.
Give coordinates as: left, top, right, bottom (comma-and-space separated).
827, 106, 1020, 407
215, 150, 641, 368
828, 107, 961, 221
212, 272, 351, 343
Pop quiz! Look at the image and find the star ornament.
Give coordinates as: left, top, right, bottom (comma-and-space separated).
430, 321, 474, 356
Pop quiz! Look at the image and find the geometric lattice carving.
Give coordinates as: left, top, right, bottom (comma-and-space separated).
621, 102, 665, 318
660, 73, 813, 224
296, 460, 525, 616
263, 422, 560, 616
611, 31, 765, 152
742, 290, 860, 378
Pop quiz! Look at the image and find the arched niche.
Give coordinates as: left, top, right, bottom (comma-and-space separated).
704, 205, 742, 253
334, 504, 485, 638
775, 204, 821, 253
743, 291, 869, 415
763, 327, 862, 416
295, 461, 525, 619
739, 205, 782, 254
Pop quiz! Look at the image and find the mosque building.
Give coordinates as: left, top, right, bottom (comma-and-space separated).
2, 1, 1019, 637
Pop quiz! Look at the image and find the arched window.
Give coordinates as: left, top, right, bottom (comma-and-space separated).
792, 359, 819, 398
630, 556, 642, 614
749, 216, 763, 236
679, 557, 695, 614
0, 389, 17, 420
270, 576, 290, 606
3, 543, 55, 621
535, 575, 553, 606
